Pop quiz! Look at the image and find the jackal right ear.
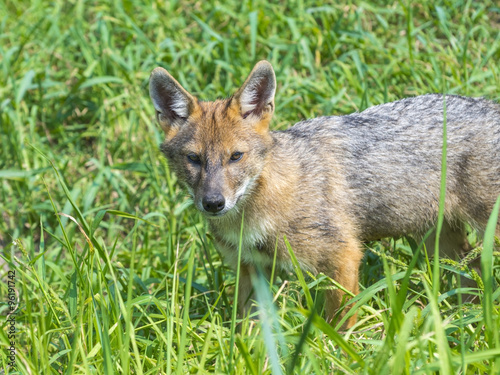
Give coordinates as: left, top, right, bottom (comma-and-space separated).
149, 67, 195, 133
234, 61, 276, 123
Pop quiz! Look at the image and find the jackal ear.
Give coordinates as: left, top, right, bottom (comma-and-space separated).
234, 60, 276, 121
149, 67, 195, 132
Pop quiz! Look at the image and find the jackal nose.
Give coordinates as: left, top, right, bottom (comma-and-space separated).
202, 194, 225, 213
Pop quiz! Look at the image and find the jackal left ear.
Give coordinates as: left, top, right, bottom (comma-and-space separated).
149, 67, 196, 133
234, 61, 276, 121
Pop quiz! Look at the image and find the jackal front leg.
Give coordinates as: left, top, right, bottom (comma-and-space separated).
237, 263, 257, 319
323, 241, 362, 330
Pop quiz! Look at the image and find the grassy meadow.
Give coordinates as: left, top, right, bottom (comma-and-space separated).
1, 0, 500, 373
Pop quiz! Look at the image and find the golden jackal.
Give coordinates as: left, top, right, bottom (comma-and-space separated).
149, 61, 500, 328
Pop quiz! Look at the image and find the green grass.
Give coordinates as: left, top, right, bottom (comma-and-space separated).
1, 0, 500, 373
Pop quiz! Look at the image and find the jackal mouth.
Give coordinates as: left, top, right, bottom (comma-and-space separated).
204, 211, 228, 218
197, 196, 241, 218
195, 178, 254, 218
201, 202, 237, 218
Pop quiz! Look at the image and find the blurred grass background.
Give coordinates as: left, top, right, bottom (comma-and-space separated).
1, 0, 499, 374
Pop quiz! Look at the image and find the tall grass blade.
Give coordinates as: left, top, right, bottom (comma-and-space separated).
176, 244, 196, 375
229, 211, 244, 373
422, 279, 453, 373
481, 195, 500, 372
253, 272, 284, 375
284, 236, 313, 309
433, 95, 447, 298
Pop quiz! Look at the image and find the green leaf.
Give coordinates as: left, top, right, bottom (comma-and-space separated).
16, 69, 35, 104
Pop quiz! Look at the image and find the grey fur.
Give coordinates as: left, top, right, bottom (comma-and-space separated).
278, 94, 500, 241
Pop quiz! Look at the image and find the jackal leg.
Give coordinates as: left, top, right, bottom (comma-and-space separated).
424, 220, 478, 299
323, 240, 363, 329
237, 263, 257, 318
424, 220, 472, 260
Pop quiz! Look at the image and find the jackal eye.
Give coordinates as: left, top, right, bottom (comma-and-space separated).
230, 152, 243, 162
187, 153, 201, 164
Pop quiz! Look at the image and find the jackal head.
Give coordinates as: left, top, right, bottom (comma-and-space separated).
149, 61, 276, 217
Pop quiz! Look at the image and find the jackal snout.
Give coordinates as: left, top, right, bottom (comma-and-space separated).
201, 193, 226, 213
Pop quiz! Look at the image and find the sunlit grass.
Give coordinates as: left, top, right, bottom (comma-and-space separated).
1, 1, 499, 373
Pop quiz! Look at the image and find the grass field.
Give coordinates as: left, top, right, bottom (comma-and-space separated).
1, 0, 500, 373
